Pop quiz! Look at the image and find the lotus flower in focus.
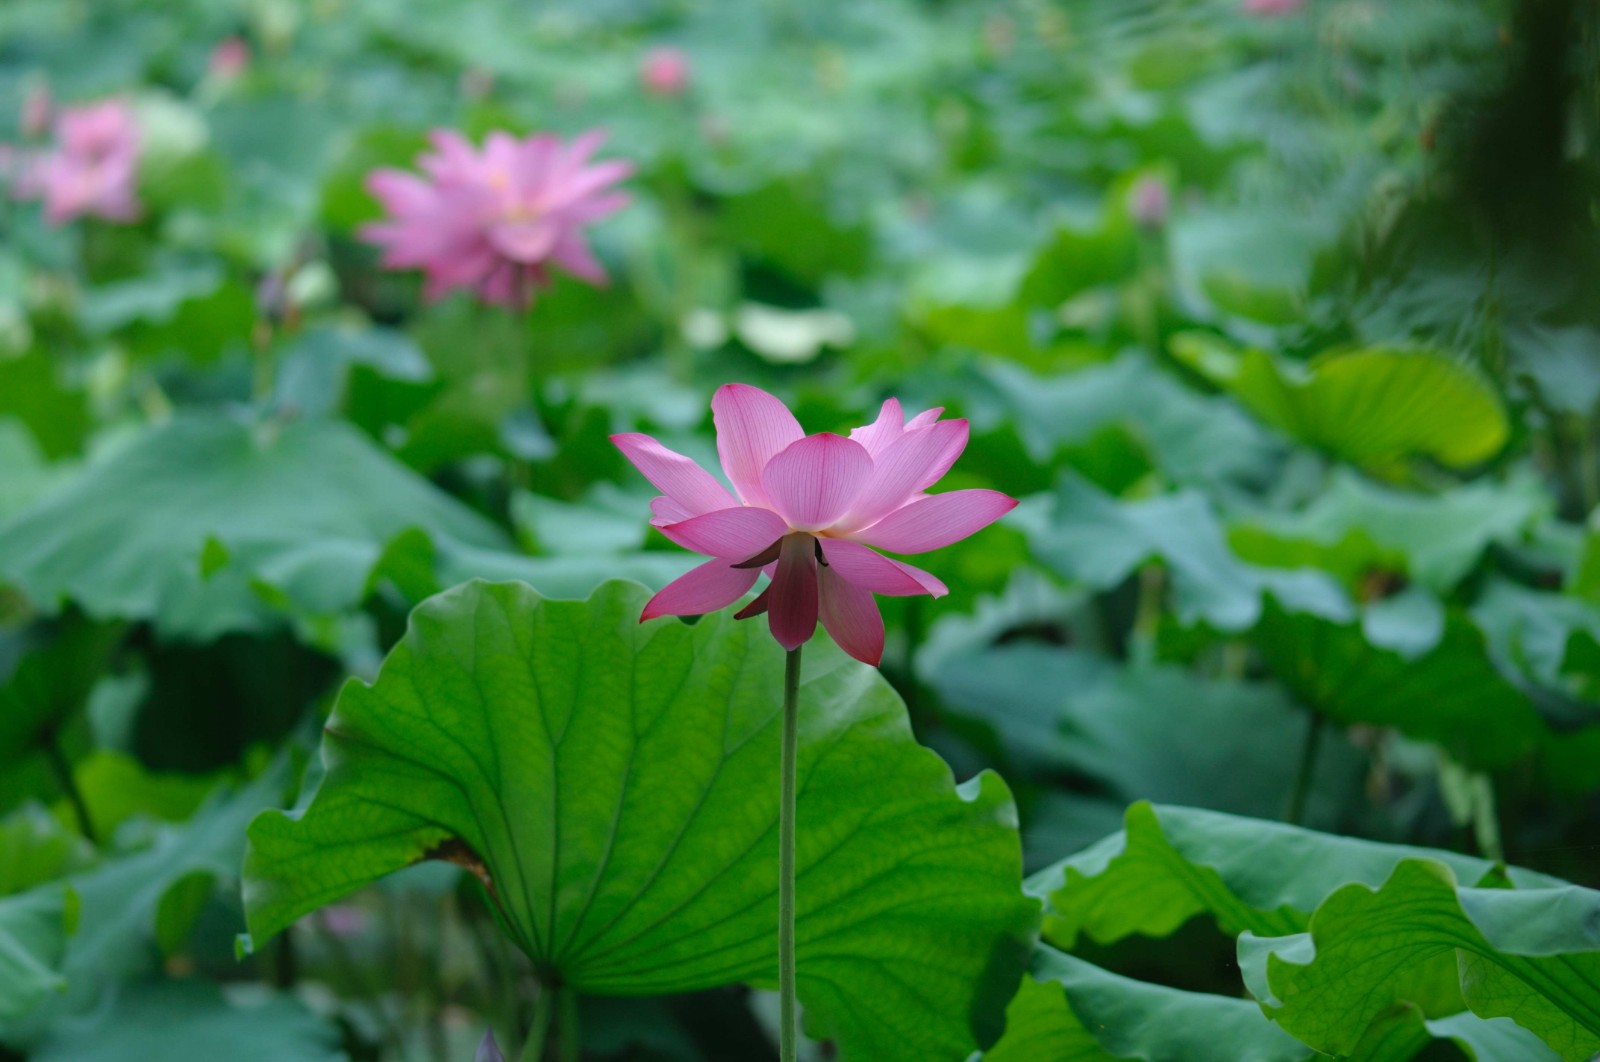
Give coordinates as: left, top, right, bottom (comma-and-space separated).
13, 99, 140, 225
641, 47, 690, 97
613, 384, 1016, 665
361, 129, 632, 307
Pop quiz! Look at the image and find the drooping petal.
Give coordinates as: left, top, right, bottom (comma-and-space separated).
818, 538, 947, 597
733, 585, 771, 619
848, 397, 903, 457
712, 384, 804, 507
657, 506, 788, 558
819, 565, 885, 665
760, 433, 873, 532
611, 433, 736, 519
767, 533, 819, 651
838, 419, 968, 531
641, 559, 759, 620
852, 489, 1018, 554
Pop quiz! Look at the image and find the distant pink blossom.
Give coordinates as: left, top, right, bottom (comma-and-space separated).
1242, 0, 1303, 14
640, 47, 690, 97
13, 99, 140, 225
209, 37, 250, 79
20, 83, 51, 138
613, 385, 1016, 665
1128, 176, 1170, 228
361, 129, 632, 307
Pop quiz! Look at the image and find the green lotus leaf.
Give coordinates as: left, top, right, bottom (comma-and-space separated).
243, 579, 1037, 1062
1027, 802, 1559, 950
1171, 335, 1508, 469
0, 413, 507, 639
1240, 859, 1600, 1059
982, 946, 1314, 1062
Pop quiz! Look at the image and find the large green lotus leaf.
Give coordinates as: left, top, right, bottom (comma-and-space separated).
1231, 469, 1548, 593
923, 639, 1364, 825
1024, 474, 1350, 631
28, 979, 347, 1062
0, 763, 288, 1046
1027, 802, 1560, 950
973, 355, 1276, 488
0, 413, 509, 639
985, 946, 1314, 1062
1239, 859, 1600, 1060
1170, 336, 1508, 469
243, 580, 1037, 1062
1253, 598, 1600, 783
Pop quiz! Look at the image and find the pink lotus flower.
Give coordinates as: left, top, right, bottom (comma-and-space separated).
361, 129, 632, 307
13, 99, 140, 226
612, 384, 1016, 665
640, 47, 690, 97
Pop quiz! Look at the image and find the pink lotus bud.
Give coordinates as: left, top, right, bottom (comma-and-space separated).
1242, 0, 1304, 15
21, 83, 51, 138
1127, 176, 1170, 229
641, 47, 690, 98
208, 37, 250, 80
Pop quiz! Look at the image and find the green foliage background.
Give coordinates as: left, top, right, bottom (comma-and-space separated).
3, 0, 1600, 1059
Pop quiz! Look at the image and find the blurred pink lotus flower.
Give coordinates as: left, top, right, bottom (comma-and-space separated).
13, 99, 140, 225
20, 83, 51, 138
613, 384, 1016, 665
641, 47, 690, 97
1128, 175, 1170, 228
1242, 0, 1303, 14
209, 37, 250, 79
361, 129, 632, 307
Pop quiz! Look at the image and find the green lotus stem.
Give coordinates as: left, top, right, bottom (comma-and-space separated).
521, 983, 555, 1062
559, 984, 580, 1062
42, 730, 96, 845
1285, 711, 1325, 826
779, 645, 803, 1062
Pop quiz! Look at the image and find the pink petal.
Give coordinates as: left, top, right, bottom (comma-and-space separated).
489, 218, 561, 262
641, 559, 759, 620
818, 565, 884, 665
734, 585, 771, 619
712, 384, 804, 508
548, 233, 609, 285
611, 433, 737, 519
839, 419, 968, 531
848, 398, 903, 457
657, 506, 787, 558
905, 407, 945, 430
760, 433, 873, 532
852, 489, 1018, 554
818, 538, 947, 597
767, 533, 819, 651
